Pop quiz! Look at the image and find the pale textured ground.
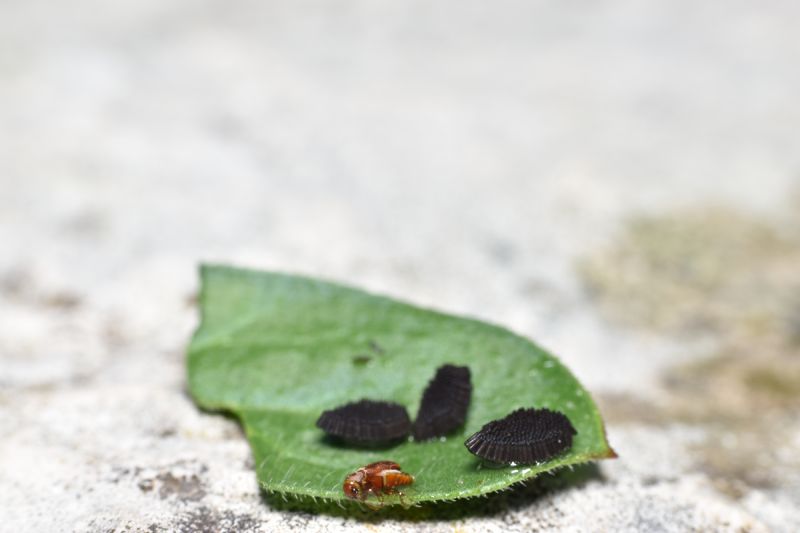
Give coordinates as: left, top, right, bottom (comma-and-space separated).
1, 1, 800, 531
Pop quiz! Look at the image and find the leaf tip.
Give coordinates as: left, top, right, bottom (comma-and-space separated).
603, 446, 619, 459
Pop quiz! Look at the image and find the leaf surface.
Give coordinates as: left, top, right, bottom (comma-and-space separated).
188, 265, 614, 505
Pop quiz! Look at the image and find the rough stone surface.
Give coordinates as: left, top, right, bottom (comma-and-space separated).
1, 1, 799, 531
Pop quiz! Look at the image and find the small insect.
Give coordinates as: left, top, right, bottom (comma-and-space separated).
413, 364, 472, 440
316, 399, 412, 444
464, 407, 577, 465
343, 461, 414, 505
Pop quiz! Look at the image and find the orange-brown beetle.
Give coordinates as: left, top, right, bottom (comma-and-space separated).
342, 461, 414, 504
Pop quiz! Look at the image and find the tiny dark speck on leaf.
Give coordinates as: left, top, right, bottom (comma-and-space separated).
368, 339, 385, 354
351, 354, 372, 366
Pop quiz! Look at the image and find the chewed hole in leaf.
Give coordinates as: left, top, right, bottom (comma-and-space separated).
188, 265, 615, 505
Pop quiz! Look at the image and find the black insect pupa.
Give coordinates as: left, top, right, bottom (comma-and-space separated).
464, 408, 577, 464
316, 399, 411, 443
413, 364, 472, 440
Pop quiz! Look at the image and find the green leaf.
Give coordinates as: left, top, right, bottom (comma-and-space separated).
188, 265, 615, 506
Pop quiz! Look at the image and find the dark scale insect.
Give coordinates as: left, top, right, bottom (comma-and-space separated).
316, 399, 411, 443
464, 407, 577, 464
412, 364, 472, 440
343, 461, 414, 505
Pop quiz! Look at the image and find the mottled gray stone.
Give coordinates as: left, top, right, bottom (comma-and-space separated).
1, 0, 799, 531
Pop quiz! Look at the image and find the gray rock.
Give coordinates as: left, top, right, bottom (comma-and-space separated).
1, 0, 799, 531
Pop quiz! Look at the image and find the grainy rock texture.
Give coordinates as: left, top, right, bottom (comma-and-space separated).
1, 1, 799, 531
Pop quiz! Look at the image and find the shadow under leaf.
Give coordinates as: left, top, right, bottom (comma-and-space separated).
318, 434, 406, 452
260, 462, 606, 522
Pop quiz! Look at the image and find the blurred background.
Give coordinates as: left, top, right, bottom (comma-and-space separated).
1, 1, 799, 531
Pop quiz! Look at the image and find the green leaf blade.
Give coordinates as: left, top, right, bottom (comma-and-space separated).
188, 264, 614, 505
